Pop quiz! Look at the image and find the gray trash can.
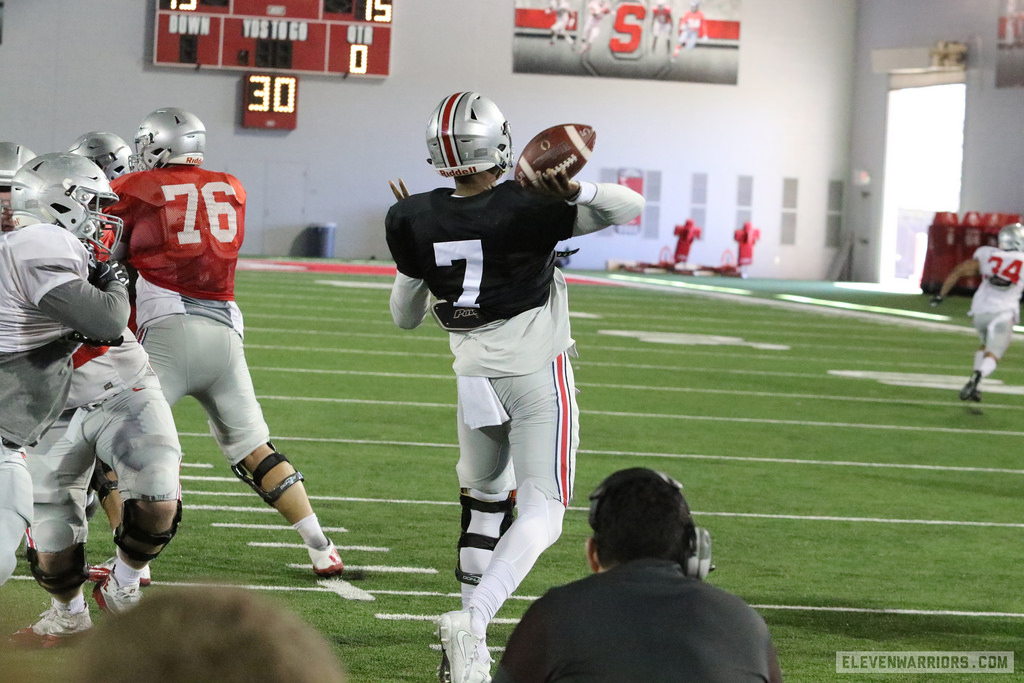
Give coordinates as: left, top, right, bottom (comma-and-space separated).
307, 222, 337, 258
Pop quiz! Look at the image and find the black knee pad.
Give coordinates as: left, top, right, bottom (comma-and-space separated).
114, 499, 182, 563
27, 544, 89, 595
89, 460, 118, 503
455, 489, 516, 586
231, 444, 305, 505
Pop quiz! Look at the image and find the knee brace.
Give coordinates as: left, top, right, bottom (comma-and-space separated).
114, 499, 182, 563
231, 443, 304, 506
456, 488, 516, 586
89, 460, 118, 504
27, 544, 89, 595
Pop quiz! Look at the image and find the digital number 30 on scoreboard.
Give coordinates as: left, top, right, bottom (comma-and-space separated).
154, 0, 392, 77
243, 73, 298, 129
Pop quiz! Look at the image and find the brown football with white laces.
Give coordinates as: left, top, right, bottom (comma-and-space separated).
514, 124, 596, 185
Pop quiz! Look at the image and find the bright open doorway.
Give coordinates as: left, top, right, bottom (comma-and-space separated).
879, 82, 966, 290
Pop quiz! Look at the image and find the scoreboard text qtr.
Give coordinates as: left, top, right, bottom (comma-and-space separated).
154, 0, 392, 77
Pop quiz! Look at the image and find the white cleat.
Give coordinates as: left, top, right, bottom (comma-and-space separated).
10, 603, 92, 648
436, 610, 492, 683
93, 571, 142, 615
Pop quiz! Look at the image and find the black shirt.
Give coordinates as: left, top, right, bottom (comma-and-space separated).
494, 559, 778, 683
385, 181, 576, 320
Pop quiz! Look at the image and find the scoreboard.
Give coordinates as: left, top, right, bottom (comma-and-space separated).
154, 0, 392, 77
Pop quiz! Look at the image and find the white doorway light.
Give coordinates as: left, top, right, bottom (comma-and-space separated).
879, 83, 966, 289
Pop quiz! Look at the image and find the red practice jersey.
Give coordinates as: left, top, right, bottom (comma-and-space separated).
680, 10, 707, 36
109, 166, 246, 301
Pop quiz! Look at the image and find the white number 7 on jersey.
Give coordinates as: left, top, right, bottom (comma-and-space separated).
434, 239, 483, 308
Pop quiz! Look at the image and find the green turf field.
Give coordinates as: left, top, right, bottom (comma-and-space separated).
2, 263, 1021, 682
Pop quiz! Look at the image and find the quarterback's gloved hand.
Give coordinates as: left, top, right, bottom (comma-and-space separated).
929, 295, 944, 307
88, 259, 130, 289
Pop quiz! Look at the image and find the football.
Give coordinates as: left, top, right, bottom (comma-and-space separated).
514, 123, 596, 185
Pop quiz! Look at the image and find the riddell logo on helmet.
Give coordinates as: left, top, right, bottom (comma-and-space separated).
184, 156, 203, 165
439, 166, 479, 178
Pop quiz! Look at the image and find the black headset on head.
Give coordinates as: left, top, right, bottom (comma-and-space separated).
587, 467, 713, 579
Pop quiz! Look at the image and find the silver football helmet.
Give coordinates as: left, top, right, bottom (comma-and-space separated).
0, 142, 37, 192
426, 92, 513, 178
133, 107, 206, 171
997, 222, 1024, 252
9, 153, 123, 256
67, 131, 133, 180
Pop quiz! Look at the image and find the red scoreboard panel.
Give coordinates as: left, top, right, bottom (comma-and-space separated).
154, 0, 392, 77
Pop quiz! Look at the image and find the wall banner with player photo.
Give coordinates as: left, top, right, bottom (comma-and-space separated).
513, 0, 741, 84
997, 0, 1024, 88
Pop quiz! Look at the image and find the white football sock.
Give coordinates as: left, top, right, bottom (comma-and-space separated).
57, 593, 87, 614
468, 481, 565, 626
293, 513, 330, 550
113, 555, 144, 586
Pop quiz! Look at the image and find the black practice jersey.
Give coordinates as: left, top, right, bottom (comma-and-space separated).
494, 559, 777, 683
385, 181, 577, 320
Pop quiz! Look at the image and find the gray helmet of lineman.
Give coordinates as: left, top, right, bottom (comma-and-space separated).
425, 92, 513, 178
0, 142, 37, 192
9, 153, 123, 255
67, 131, 133, 181
997, 222, 1024, 251
133, 107, 206, 171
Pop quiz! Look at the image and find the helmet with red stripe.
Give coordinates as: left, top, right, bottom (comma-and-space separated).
425, 92, 513, 178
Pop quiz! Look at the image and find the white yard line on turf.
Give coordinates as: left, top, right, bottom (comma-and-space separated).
288, 564, 436, 574
175, 432, 1024, 475
9, 574, 1017, 618
246, 365, 1022, 410
212, 522, 348, 533
250, 541, 388, 552
181, 491, 1024, 528
203, 393, 1024, 436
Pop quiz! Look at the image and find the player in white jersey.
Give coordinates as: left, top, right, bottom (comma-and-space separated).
4, 154, 181, 648
932, 222, 1024, 402
578, 0, 611, 55
548, 0, 575, 46
0, 154, 130, 591
67, 130, 142, 570
0, 142, 40, 588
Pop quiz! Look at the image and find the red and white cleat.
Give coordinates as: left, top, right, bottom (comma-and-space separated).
309, 540, 344, 577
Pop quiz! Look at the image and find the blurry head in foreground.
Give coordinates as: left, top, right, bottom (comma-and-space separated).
73, 585, 346, 683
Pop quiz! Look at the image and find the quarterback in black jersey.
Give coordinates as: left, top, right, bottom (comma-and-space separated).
386, 91, 644, 683
387, 181, 576, 324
